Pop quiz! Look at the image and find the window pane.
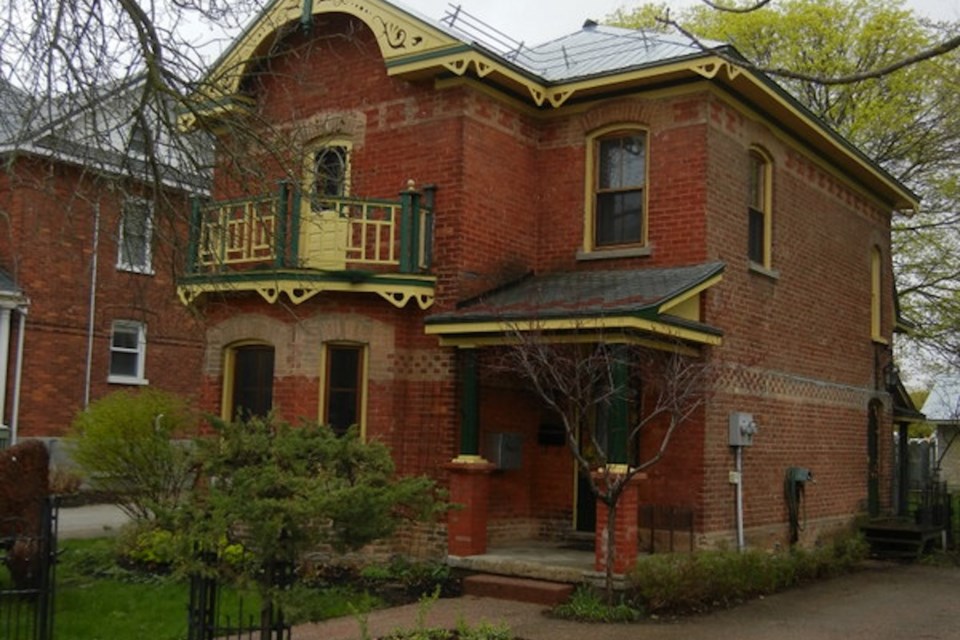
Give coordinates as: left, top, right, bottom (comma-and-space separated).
748, 208, 764, 263
749, 154, 764, 210
326, 346, 362, 436
232, 345, 274, 419
314, 146, 347, 201
596, 190, 643, 246
120, 200, 150, 269
598, 136, 644, 190
112, 327, 139, 349
110, 351, 138, 377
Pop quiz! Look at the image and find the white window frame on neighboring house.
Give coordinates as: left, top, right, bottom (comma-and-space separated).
108, 320, 148, 385
117, 197, 154, 274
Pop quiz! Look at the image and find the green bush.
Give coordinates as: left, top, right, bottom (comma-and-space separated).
629, 535, 868, 614
552, 585, 643, 622
70, 389, 198, 523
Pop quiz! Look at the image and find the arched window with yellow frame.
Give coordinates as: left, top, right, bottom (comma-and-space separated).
748, 147, 773, 269
583, 125, 649, 252
222, 341, 275, 421
304, 138, 352, 211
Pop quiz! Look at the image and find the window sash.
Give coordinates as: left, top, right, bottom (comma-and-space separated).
231, 345, 275, 420
118, 199, 153, 272
109, 322, 146, 383
592, 133, 646, 249
324, 345, 363, 436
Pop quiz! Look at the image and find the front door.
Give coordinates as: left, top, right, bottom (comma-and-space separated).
575, 467, 597, 532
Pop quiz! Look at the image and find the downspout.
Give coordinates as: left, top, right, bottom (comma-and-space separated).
735, 445, 744, 551
9, 304, 25, 446
83, 202, 101, 408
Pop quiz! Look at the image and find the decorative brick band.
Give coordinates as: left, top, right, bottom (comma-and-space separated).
716, 364, 879, 409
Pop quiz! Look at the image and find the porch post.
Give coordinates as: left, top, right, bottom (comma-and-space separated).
445, 348, 494, 556
399, 181, 421, 274
594, 471, 646, 574
607, 354, 629, 465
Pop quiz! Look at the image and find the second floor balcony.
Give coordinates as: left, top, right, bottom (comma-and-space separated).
177, 181, 436, 309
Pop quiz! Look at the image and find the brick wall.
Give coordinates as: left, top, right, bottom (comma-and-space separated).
195, 14, 898, 553
0, 156, 203, 437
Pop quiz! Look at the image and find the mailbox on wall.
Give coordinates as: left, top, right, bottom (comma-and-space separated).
485, 432, 522, 470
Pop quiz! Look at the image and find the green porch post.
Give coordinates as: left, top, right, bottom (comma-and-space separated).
399, 181, 420, 274
276, 181, 289, 268
186, 197, 202, 274
607, 353, 630, 466
458, 349, 481, 460
290, 187, 302, 265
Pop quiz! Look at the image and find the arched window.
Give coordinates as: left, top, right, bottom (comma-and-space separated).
223, 342, 275, 420
748, 147, 773, 268
583, 125, 648, 251
871, 246, 883, 341
306, 139, 352, 211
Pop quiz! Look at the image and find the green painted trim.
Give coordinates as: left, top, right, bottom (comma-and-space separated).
179, 270, 436, 288
608, 351, 629, 465
276, 181, 289, 268
187, 197, 201, 275
460, 350, 480, 457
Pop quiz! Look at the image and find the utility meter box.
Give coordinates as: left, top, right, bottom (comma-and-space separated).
729, 412, 758, 447
486, 432, 522, 470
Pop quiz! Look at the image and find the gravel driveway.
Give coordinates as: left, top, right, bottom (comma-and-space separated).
293, 560, 960, 640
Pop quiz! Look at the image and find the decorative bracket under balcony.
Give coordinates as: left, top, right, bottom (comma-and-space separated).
177, 271, 436, 309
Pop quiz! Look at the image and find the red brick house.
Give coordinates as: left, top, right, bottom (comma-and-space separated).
0, 78, 205, 447
178, 0, 917, 568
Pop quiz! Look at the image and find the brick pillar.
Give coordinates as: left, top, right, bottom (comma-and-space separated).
444, 460, 495, 557
594, 471, 646, 574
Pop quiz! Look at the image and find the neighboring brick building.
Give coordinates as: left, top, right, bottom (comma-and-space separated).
0, 78, 206, 445
178, 0, 917, 566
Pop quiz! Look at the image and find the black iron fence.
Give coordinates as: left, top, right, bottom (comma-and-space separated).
187, 551, 293, 640
0, 497, 58, 640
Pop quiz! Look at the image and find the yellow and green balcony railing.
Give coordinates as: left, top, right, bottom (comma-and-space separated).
177, 181, 437, 309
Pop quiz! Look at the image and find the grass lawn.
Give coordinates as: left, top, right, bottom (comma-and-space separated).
52, 538, 378, 640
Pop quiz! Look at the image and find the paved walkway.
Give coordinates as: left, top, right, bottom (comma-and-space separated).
57, 503, 129, 539
293, 561, 960, 640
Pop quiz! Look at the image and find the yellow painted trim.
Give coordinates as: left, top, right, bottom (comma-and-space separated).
437, 332, 700, 355
582, 124, 650, 254
658, 274, 724, 316
450, 454, 490, 464
178, 276, 436, 308
196, 0, 459, 114
426, 316, 720, 346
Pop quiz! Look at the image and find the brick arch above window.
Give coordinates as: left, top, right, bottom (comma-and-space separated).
205, 314, 294, 377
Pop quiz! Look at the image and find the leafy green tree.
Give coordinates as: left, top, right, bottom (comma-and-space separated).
70, 389, 198, 523
611, 0, 960, 376
176, 415, 444, 604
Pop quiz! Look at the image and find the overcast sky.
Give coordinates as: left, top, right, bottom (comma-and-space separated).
396, 0, 960, 46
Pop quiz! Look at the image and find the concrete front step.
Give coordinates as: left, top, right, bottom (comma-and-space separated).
462, 574, 575, 606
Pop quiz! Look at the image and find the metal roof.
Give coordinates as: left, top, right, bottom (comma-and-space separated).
434, 8, 727, 83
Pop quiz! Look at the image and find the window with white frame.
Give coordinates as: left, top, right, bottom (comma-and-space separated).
109, 321, 148, 384
117, 198, 153, 273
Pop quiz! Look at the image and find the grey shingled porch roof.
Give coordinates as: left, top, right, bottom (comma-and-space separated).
426, 261, 724, 333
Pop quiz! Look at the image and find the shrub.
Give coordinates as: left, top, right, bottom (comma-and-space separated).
629, 535, 869, 614
70, 389, 198, 523
177, 416, 445, 603
552, 585, 643, 623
